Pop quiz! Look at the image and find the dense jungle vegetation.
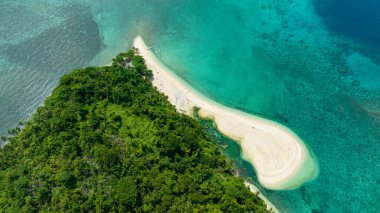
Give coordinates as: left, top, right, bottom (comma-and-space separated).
0, 49, 268, 212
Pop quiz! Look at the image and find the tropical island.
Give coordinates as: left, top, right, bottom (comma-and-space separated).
133, 36, 318, 190
0, 48, 271, 212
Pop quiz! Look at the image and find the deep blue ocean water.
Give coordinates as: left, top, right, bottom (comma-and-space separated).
313, 0, 380, 49
0, 0, 379, 212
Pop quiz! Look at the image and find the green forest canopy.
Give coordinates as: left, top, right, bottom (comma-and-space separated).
0, 49, 269, 212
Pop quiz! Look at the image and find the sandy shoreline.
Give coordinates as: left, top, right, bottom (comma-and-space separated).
133, 36, 317, 190
244, 181, 280, 213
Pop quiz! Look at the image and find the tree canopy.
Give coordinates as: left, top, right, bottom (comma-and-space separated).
0, 49, 268, 212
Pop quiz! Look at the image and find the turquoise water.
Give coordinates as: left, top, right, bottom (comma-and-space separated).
0, 0, 379, 212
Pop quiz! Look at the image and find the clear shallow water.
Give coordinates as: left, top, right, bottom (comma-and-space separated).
0, 0, 379, 212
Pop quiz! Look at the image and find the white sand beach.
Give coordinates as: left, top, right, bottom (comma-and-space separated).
244, 181, 280, 213
133, 36, 318, 191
